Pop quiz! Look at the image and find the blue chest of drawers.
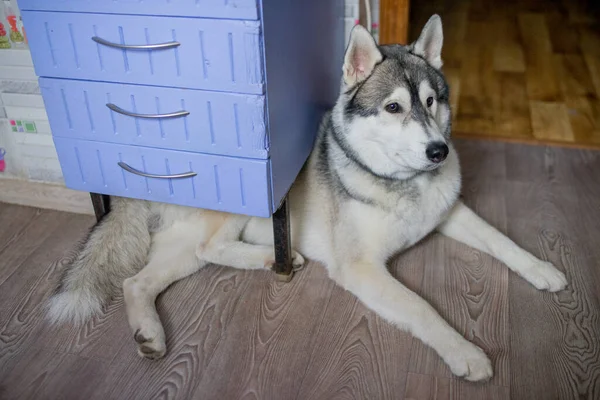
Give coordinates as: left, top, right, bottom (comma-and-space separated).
20, 0, 344, 218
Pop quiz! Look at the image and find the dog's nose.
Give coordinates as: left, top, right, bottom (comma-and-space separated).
425, 142, 449, 163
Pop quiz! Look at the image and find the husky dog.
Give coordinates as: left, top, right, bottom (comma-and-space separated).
48, 16, 567, 381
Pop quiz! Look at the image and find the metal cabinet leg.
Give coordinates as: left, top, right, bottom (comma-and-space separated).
272, 196, 294, 282
90, 193, 111, 223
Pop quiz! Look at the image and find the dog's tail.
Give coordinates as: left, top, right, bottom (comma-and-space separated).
47, 197, 152, 325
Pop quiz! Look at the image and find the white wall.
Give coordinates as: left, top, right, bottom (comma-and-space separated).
0, 48, 63, 184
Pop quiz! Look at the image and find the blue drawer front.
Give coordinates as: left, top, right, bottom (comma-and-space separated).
41, 78, 268, 159
18, 0, 259, 20
54, 138, 272, 217
22, 11, 264, 94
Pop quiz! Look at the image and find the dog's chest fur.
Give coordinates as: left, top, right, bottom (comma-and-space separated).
332, 144, 462, 260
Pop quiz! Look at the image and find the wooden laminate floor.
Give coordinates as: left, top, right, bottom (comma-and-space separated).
1, 140, 599, 399
410, 0, 600, 149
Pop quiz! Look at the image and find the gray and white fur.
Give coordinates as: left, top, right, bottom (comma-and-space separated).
47, 16, 568, 380
48, 197, 152, 324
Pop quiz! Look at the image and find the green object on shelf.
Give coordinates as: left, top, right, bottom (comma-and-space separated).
9, 119, 37, 133
9, 29, 22, 43
24, 122, 36, 133
0, 36, 10, 49
0, 20, 10, 49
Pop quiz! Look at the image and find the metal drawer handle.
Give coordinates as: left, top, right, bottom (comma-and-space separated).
118, 162, 197, 179
107, 103, 190, 119
92, 36, 181, 50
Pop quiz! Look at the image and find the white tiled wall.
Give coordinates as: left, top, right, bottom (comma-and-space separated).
0, 48, 63, 184
0, 0, 62, 184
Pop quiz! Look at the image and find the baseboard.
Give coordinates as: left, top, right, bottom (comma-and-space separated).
453, 131, 600, 150
0, 178, 94, 215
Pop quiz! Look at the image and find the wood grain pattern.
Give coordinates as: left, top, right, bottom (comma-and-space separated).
0, 204, 40, 256
444, 67, 461, 120
32, 354, 109, 400
546, 11, 581, 54
40, 294, 131, 363
579, 26, 600, 56
407, 196, 510, 387
441, 11, 468, 69
0, 178, 94, 216
495, 73, 532, 138
493, 44, 526, 73
2, 351, 109, 400
455, 46, 497, 135
380, 0, 410, 45
530, 101, 575, 141
0, 347, 67, 399
93, 267, 256, 400
554, 54, 595, 97
409, 0, 600, 148
518, 13, 561, 102
293, 276, 411, 399
404, 372, 509, 400
1, 139, 599, 399
404, 372, 451, 400
565, 95, 600, 145
506, 181, 600, 400
0, 212, 92, 370
584, 54, 600, 97
502, 143, 600, 399
0, 209, 75, 289
565, 1, 596, 26
193, 264, 344, 399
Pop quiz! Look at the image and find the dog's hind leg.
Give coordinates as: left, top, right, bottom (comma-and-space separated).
199, 241, 305, 271
123, 219, 208, 360
196, 215, 305, 271
331, 261, 493, 382
438, 201, 567, 292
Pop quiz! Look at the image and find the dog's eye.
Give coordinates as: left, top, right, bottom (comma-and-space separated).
385, 103, 401, 113
426, 97, 434, 107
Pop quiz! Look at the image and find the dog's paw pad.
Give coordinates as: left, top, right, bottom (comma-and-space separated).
292, 251, 305, 269
445, 343, 493, 382
134, 328, 149, 344
133, 327, 166, 360
137, 343, 166, 360
264, 250, 305, 270
520, 261, 567, 292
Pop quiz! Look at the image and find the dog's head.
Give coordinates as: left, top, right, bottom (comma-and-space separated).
335, 15, 451, 180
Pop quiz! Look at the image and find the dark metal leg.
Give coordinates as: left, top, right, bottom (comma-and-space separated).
90, 193, 111, 223
272, 196, 293, 282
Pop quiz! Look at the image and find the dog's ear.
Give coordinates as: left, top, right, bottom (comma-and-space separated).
343, 24, 382, 87
411, 14, 444, 69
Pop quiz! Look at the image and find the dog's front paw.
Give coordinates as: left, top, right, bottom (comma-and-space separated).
519, 260, 567, 292
133, 325, 166, 360
292, 251, 305, 270
264, 250, 305, 270
444, 342, 493, 382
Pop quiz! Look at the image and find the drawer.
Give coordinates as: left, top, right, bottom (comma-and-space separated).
54, 138, 272, 217
22, 11, 264, 94
41, 78, 268, 159
17, 0, 259, 21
